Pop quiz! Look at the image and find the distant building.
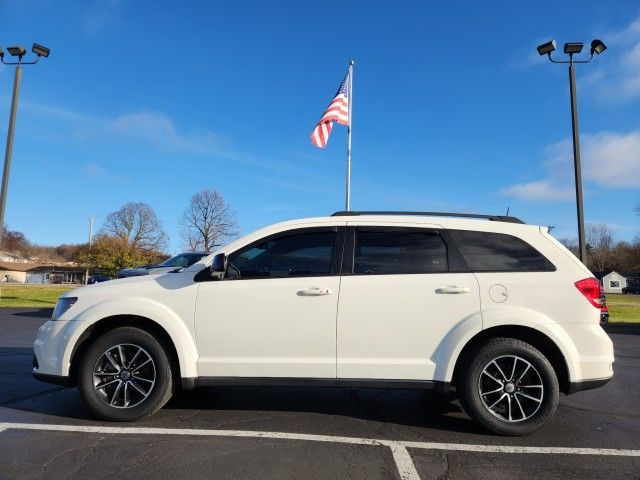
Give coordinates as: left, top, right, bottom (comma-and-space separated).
0, 261, 34, 283
0, 261, 86, 284
594, 271, 627, 294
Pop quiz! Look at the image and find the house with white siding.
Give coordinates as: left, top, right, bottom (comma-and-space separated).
595, 271, 627, 294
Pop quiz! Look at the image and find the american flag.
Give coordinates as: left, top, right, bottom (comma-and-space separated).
310, 68, 351, 148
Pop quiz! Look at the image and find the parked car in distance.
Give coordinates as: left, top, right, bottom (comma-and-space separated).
33, 211, 614, 436
117, 252, 209, 278
87, 274, 111, 284
622, 280, 640, 295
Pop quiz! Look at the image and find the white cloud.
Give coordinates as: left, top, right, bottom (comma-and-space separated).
1, 97, 309, 177
6, 99, 229, 157
500, 180, 575, 202
581, 131, 640, 187
500, 128, 640, 201
84, 162, 130, 183
581, 16, 640, 103
109, 111, 228, 154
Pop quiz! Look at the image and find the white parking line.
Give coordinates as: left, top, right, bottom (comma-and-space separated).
0, 422, 384, 446
1, 422, 640, 480
400, 440, 640, 457
390, 444, 421, 480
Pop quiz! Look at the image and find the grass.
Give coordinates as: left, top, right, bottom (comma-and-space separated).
0, 284, 73, 308
1, 284, 639, 324
606, 293, 640, 324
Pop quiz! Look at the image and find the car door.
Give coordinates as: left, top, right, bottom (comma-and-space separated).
336, 225, 481, 380
194, 226, 343, 379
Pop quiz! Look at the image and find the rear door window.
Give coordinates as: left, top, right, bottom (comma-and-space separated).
448, 230, 555, 272
352, 229, 448, 274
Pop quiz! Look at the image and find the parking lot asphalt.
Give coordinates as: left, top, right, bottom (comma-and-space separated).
1, 308, 639, 479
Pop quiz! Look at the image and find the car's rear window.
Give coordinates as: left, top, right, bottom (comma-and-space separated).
353, 230, 448, 274
448, 230, 555, 272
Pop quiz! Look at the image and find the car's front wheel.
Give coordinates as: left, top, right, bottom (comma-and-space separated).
457, 337, 559, 436
78, 327, 174, 421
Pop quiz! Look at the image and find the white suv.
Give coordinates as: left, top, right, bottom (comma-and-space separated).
33, 211, 614, 435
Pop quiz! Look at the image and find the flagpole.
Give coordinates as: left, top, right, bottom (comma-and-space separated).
345, 60, 354, 211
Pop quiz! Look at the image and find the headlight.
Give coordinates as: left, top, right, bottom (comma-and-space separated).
52, 297, 78, 320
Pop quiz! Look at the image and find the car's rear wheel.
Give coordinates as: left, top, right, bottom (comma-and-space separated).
78, 327, 173, 421
457, 337, 559, 436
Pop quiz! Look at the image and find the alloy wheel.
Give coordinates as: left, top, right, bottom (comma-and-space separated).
92, 343, 156, 409
478, 355, 544, 423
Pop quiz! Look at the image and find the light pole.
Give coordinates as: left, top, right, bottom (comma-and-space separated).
88, 215, 94, 247
85, 216, 94, 285
0, 43, 50, 250
537, 39, 606, 266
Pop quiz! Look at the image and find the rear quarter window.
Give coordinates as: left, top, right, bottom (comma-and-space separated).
448, 230, 555, 272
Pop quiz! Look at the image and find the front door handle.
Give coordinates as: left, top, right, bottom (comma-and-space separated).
435, 286, 471, 294
298, 287, 332, 296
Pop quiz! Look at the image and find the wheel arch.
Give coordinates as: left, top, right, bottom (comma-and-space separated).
452, 325, 571, 394
68, 315, 187, 387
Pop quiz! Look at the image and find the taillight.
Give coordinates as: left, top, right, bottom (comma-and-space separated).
574, 278, 602, 308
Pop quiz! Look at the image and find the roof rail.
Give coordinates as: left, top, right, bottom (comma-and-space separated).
330, 211, 525, 224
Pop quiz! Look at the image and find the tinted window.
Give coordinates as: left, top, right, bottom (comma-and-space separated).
353, 230, 448, 274
449, 230, 555, 272
227, 231, 336, 279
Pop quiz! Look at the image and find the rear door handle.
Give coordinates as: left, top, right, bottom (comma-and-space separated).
435, 286, 471, 294
297, 288, 332, 296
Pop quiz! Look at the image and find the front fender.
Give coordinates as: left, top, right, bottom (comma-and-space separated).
62, 297, 198, 378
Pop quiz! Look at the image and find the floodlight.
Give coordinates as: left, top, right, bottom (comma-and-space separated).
7, 46, 27, 58
32, 43, 50, 58
590, 39, 606, 55
563, 42, 584, 54
537, 40, 556, 56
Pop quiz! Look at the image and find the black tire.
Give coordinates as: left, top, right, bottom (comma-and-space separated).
78, 327, 174, 421
457, 337, 559, 436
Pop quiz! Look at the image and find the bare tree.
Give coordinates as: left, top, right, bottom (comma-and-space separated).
180, 189, 238, 251
101, 202, 168, 251
558, 237, 578, 256
586, 222, 614, 272
1, 225, 29, 254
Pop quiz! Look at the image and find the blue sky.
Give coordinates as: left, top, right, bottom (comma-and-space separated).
1, 0, 639, 254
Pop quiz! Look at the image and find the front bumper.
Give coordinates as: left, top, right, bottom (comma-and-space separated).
32, 319, 81, 378
33, 371, 73, 387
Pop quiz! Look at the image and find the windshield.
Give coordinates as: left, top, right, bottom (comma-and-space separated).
156, 253, 207, 268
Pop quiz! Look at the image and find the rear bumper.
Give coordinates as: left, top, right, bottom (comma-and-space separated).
567, 374, 613, 394
563, 323, 614, 383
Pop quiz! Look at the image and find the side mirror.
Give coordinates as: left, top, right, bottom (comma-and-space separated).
209, 253, 227, 280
